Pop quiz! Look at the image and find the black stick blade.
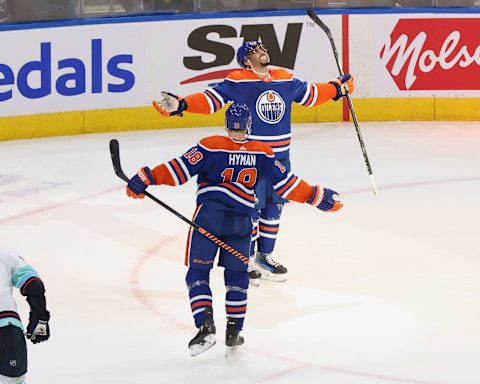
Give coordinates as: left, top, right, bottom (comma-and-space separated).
109, 139, 129, 182
307, 8, 332, 36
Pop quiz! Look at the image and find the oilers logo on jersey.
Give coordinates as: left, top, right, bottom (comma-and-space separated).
255, 90, 286, 124
182, 67, 338, 156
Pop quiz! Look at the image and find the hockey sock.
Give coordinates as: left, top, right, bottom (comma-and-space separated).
224, 269, 249, 330
186, 268, 212, 328
257, 203, 283, 254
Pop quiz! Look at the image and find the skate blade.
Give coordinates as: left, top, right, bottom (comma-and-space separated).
189, 336, 216, 357
260, 274, 287, 282
249, 277, 260, 287
256, 267, 287, 282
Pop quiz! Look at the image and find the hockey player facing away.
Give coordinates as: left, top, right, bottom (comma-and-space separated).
126, 103, 343, 356
152, 40, 354, 283
0, 249, 50, 384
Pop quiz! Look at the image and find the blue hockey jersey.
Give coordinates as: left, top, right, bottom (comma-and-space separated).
150, 135, 315, 217
183, 69, 337, 159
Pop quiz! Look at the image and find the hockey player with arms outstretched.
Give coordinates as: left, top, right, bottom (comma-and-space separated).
152, 40, 353, 283
0, 249, 50, 384
126, 103, 342, 356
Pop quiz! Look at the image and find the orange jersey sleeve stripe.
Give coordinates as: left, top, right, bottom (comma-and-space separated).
306, 84, 315, 106
277, 176, 298, 196
184, 93, 212, 114
313, 83, 337, 106
204, 89, 221, 111
151, 164, 176, 186
284, 179, 314, 203
171, 159, 187, 184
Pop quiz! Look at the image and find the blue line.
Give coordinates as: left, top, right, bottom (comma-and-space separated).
0, 7, 479, 32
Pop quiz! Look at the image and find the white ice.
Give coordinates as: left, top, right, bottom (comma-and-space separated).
0, 121, 479, 384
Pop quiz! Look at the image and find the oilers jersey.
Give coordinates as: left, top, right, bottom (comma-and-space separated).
149, 135, 315, 217
183, 69, 337, 159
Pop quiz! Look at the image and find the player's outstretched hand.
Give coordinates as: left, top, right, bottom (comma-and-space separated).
126, 167, 155, 199
329, 74, 354, 101
26, 311, 50, 344
308, 186, 343, 212
152, 91, 187, 117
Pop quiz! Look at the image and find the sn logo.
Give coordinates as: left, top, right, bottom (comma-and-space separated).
184, 23, 303, 71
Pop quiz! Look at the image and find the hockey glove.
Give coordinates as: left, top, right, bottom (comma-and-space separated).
126, 167, 155, 199
308, 185, 343, 212
152, 91, 187, 117
329, 74, 354, 101
26, 311, 50, 344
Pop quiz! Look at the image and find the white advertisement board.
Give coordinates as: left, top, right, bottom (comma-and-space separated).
0, 14, 340, 117
0, 24, 147, 117
0, 11, 478, 118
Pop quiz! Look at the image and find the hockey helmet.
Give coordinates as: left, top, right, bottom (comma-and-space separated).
236, 41, 267, 68
225, 103, 252, 135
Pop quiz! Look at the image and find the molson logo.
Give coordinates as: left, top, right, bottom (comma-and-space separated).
256, 91, 285, 124
380, 18, 480, 90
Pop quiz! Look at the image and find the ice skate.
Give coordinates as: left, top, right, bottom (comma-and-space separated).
255, 252, 287, 282
225, 318, 244, 357
247, 258, 262, 287
188, 307, 216, 357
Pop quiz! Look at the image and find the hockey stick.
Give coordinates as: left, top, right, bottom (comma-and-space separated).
109, 139, 249, 265
306, 8, 378, 195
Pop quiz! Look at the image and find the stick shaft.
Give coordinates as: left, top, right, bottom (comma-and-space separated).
109, 139, 249, 265
307, 8, 378, 194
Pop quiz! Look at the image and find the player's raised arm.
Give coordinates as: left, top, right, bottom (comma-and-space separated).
152, 80, 236, 117
270, 159, 343, 212
126, 145, 207, 199
292, 74, 355, 107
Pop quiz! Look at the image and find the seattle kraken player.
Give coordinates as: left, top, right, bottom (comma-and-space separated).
152, 41, 353, 283
0, 249, 50, 384
126, 103, 343, 356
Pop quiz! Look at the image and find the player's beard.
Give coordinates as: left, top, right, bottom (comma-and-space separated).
259, 53, 270, 68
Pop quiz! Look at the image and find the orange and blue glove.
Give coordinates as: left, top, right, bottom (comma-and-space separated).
329, 74, 354, 101
152, 91, 187, 117
126, 167, 155, 199
308, 185, 343, 212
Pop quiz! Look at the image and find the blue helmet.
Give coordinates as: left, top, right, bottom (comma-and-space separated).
225, 103, 252, 134
236, 41, 267, 68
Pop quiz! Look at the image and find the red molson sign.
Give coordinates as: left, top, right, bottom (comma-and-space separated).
380, 18, 480, 90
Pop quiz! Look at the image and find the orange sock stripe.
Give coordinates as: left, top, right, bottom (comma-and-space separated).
259, 225, 279, 233
226, 306, 247, 313
191, 301, 212, 310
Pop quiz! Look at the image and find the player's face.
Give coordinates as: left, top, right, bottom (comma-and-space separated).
247, 45, 270, 69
